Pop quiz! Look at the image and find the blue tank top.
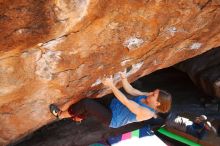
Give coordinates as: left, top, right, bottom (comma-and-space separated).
109, 95, 155, 128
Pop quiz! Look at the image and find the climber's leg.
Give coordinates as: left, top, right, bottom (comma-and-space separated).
58, 110, 72, 119
68, 98, 112, 126
59, 97, 83, 112
49, 103, 83, 122
50, 97, 112, 124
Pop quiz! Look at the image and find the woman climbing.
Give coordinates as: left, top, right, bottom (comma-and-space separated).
49, 72, 172, 128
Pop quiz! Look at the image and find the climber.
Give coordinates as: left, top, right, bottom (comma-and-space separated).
49, 72, 172, 128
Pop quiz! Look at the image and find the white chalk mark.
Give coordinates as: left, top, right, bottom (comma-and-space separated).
35, 50, 62, 80
190, 43, 202, 50
167, 27, 177, 36
91, 78, 102, 87
120, 59, 132, 66
123, 37, 144, 50
42, 37, 66, 50
127, 61, 144, 76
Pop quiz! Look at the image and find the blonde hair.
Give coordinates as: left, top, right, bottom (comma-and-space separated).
157, 90, 172, 113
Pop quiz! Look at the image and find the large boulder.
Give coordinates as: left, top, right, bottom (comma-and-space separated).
0, 0, 220, 145
176, 47, 220, 99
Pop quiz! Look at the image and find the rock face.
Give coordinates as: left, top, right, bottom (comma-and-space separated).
176, 47, 220, 99
0, 0, 220, 145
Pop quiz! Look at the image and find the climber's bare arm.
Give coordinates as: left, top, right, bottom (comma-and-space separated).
119, 72, 148, 96
102, 77, 154, 120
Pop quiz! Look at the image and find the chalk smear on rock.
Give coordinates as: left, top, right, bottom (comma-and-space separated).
35, 50, 62, 80
190, 43, 202, 50
123, 37, 144, 50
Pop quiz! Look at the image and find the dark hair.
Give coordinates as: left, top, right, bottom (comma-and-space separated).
157, 90, 172, 113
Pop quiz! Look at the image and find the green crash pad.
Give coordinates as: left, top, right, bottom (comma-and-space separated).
157, 127, 201, 146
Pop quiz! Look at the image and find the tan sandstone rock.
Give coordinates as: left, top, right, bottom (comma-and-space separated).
0, 0, 220, 145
